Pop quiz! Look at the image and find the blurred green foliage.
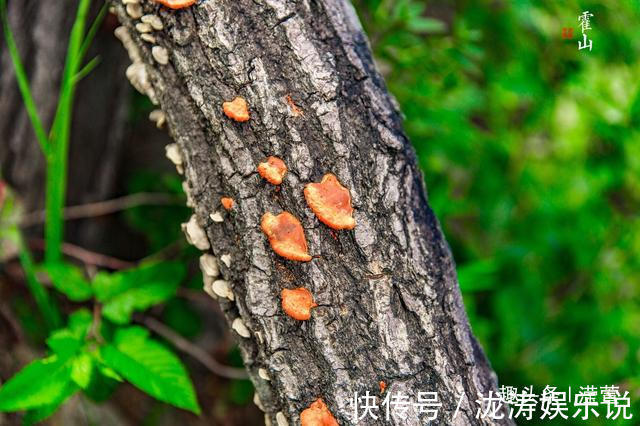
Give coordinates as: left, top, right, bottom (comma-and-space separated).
354, 0, 640, 422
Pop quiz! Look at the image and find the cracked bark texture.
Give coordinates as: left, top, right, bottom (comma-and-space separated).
111, 1, 511, 425
0, 0, 130, 249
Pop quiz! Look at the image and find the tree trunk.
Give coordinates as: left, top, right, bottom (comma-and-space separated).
0, 0, 130, 250
110, 1, 511, 425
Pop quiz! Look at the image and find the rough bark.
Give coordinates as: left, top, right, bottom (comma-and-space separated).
0, 0, 130, 249
111, 1, 511, 425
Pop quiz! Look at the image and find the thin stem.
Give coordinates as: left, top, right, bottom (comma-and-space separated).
45, 0, 92, 264
73, 56, 101, 84
15, 231, 62, 330
0, 0, 50, 156
142, 316, 249, 380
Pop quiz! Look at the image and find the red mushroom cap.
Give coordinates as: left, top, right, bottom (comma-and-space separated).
261, 212, 311, 262
300, 398, 339, 426
152, 0, 197, 9
221, 197, 234, 210
222, 96, 250, 122
257, 156, 287, 185
304, 174, 355, 230
281, 288, 317, 320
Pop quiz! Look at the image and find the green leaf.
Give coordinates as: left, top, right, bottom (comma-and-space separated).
0, 356, 75, 411
94, 262, 185, 324
71, 352, 93, 389
22, 380, 78, 426
44, 262, 93, 301
68, 308, 93, 338
101, 326, 200, 414
46, 329, 83, 359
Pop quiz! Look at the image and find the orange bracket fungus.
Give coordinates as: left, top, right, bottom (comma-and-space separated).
304, 173, 356, 230
257, 156, 287, 185
222, 96, 250, 122
152, 0, 197, 9
379, 381, 386, 394
261, 212, 311, 262
281, 288, 317, 320
221, 197, 234, 210
300, 399, 339, 426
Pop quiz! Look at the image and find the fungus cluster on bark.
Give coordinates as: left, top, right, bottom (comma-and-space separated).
304, 174, 355, 230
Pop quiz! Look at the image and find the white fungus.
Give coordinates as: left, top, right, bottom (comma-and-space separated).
220, 254, 231, 268
135, 22, 152, 33
182, 215, 210, 250
276, 412, 288, 426
199, 254, 219, 277
126, 3, 143, 19
253, 393, 265, 411
165, 143, 183, 174
210, 211, 224, 223
149, 109, 165, 128
182, 181, 195, 208
141, 14, 163, 31
211, 280, 234, 301
258, 368, 270, 381
152, 45, 169, 65
141, 33, 157, 44
232, 318, 250, 338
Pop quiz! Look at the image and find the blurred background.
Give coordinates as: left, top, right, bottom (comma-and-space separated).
0, 0, 638, 425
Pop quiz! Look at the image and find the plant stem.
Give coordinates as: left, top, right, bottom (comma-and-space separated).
15, 231, 62, 330
45, 0, 92, 264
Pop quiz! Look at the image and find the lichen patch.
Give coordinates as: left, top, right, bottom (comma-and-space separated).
261, 212, 311, 262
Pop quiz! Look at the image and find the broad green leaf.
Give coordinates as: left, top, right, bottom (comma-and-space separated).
0, 356, 74, 411
71, 352, 93, 389
22, 380, 78, 426
44, 262, 93, 301
46, 329, 83, 359
68, 308, 93, 338
93, 262, 185, 324
101, 326, 200, 414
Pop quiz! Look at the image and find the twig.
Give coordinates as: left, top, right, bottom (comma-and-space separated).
29, 238, 134, 270
19, 192, 182, 227
141, 316, 248, 380
0, 304, 24, 342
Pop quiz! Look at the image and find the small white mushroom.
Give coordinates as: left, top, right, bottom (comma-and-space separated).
202, 275, 216, 299
232, 318, 250, 338
265, 414, 272, 426
135, 22, 152, 33
258, 368, 270, 381
122, 0, 140, 4
220, 254, 231, 268
253, 393, 265, 411
152, 45, 169, 65
199, 254, 219, 278
126, 3, 143, 19
181, 215, 210, 250
209, 211, 224, 223
141, 14, 163, 31
165, 143, 183, 174
141, 33, 157, 44
182, 181, 195, 208
125, 63, 156, 102
149, 109, 165, 128
255, 331, 264, 344
211, 280, 234, 301
276, 412, 288, 426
